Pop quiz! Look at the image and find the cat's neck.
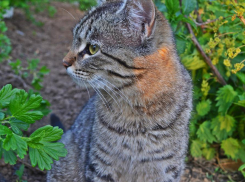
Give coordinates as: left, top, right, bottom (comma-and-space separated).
95, 45, 185, 121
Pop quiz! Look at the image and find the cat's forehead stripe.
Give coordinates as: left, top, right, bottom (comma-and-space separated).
74, 2, 122, 37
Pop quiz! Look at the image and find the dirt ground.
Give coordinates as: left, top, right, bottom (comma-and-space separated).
0, 2, 244, 182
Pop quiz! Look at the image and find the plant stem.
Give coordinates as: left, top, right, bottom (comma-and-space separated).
186, 23, 227, 86
178, 0, 227, 85
1, 121, 10, 124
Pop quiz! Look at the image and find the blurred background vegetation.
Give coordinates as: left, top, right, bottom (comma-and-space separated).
0, 0, 245, 179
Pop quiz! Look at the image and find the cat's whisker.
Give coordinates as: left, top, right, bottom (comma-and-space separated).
82, 80, 91, 99
94, 78, 122, 113
98, 77, 133, 109
61, 8, 76, 20
89, 81, 112, 112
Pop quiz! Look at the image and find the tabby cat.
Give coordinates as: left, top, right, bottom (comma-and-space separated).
47, 0, 192, 181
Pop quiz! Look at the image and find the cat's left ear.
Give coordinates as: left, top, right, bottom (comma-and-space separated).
122, 0, 156, 38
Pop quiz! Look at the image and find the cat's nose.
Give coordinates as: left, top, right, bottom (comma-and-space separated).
63, 61, 72, 69
63, 50, 76, 69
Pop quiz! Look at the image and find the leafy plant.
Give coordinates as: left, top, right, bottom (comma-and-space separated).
0, 1, 11, 63
239, 163, 245, 178
8, 0, 57, 26
0, 84, 67, 170
156, 0, 245, 175
9, 59, 50, 90
15, 164, 27, 182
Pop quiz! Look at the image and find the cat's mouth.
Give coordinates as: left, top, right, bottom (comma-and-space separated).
67, 67, 90, 81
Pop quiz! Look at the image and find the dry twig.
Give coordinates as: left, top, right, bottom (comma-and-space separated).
186, 23, 227, 85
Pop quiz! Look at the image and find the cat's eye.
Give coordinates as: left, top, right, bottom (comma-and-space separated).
89, 44, 99, 55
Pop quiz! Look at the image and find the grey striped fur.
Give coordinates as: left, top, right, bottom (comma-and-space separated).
47, 0, 192, 181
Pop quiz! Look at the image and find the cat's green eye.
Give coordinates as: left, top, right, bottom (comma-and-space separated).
89, 44, 99, 55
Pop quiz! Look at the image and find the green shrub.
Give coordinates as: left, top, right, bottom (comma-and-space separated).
0, 84, 67, 170
156, 0, 245, 171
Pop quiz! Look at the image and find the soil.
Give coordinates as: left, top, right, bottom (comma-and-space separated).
0, 2, 244, 182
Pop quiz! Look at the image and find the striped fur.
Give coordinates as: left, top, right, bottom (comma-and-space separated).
47, 0, 192, 182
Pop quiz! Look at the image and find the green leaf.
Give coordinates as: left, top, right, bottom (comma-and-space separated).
3, 149, 17, 165
3, 134, 27, 159
39, 66, 50, 75
190, 140, 202, 157
0, 125, 12, 135
28, 125, 67, 170
221, 138, 241, 160
239, 164, 245, 172
28, 59, 39, 71
211, 115, 236, 141
237, 143, 245, 163
234, 94, 245, 108
29, 147, 53, 170
202, 147, 216, 160
181, 50, 206, 70
30, 125, 63, 142
42, 142, 67, 160
9, 119, 30, 135
32, 78, 43, 90
216, 85, 237, 115
15, 164, 25, 180
0, 112, 5, 120
196, 100, 211, 116
236, 72, 245, 84
9, 60, 22, 75
182, 0, 197, 15
0, 84, 15, 107
197, 121, 216, 143
9, 90, 43, 123
165, 0, 180, 16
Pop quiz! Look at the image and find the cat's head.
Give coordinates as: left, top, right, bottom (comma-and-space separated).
63, 0, 175, 96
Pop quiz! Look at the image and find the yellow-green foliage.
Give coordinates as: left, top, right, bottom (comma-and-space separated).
156, 0, 245, 173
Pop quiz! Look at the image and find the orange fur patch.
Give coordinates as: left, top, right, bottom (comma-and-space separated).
63, 50, 76, 65
134, 47, 177, 101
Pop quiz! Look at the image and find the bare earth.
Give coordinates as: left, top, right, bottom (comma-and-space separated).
0, 2, 243, 182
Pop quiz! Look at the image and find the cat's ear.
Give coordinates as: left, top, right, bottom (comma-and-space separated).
122, 0, 156, 38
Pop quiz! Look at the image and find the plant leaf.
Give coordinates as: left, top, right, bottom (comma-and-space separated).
0, 112, 5, 120
216, 85, 237, 115
190, 140, 202, 157
182, 0, 197, 15
28, 125, 67, 170
197, 121, 216, 143
0, 84, 16, 107
3, 134, 27, 159
9, 90, 43, 123
29, 147, 53, 170
42, 142, 67, 160
30, 125, 63, 142
0, 125, 12, 135
196, 100, 211, 116
3, 149, 17, 165
9, 119, 30, 135
221, 138, 241, 160
202, 147, 216, 160
211, 115, 236, 141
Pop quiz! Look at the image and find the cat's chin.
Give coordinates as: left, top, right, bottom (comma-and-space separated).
66, 67, 88, 87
